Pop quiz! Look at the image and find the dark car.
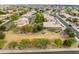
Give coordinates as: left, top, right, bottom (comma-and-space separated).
69, 25, 72, 27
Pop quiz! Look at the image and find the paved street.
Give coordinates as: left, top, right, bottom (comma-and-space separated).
0, 19, 13, 27
54, 12, 79, 40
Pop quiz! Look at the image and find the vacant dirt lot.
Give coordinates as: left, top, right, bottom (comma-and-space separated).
2, 30, 78, 49
4, 30, 65, 42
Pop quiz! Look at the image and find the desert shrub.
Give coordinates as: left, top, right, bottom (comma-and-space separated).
0, 40, 6, 49
0, 31, 5, 39
32, 23, 43, 32
32, 38, 50, 49
64, 28, 75, 37
0, 26, 6, 31
63, 38, 76, 47
18, 39, 31, 49
54, 39, 62, 48
8, 41, 18, 49
21, 24, 32, 33
10, 14, 19, 20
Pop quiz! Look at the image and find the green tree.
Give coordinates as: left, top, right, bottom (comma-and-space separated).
34, 11, 44, 23
10, 14, 19, 20
0, 26, 6, 31
8, 41, 18, 49
32, 23, 43, 32
64, 28, 75, 37
54, 39, 62, 48
0, 31, 5, 39
63, 38, 76, 47
19, 39, 31, 49
32, 38, 50, 49
32, 11, 44, 32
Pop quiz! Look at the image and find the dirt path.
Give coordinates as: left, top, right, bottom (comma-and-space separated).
4, 30, 64, 42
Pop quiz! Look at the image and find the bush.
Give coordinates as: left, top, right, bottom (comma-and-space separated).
0, 31, 5, 39
0, 26, 6, 31
69, 38, 76, 43
32, 23, 43, 32
63, 40, 72, 47
8, 41, 18, 49
54, 39, 62, 48
32, 11, 44, 32
10, 14, 19, 20
0, 40, 6, 49
64, 28, 75, 37
19, 39, 31, 49
63, 38, 76, 47
0, 20, 3, 24
32, 38, 50, 49
34, 11, 44, 23
21, 24, 32, 33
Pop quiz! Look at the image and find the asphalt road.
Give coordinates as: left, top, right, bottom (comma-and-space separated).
0, 20, 13, 27
54, 12, 79, 40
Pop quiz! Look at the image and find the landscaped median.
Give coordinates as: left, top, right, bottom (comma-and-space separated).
0, 37, 78, 51
0, 38, 78, 53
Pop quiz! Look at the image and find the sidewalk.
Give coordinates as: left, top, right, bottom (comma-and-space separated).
1, 48, 79, 53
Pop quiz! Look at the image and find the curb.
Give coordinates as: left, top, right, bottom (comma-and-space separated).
0, 48, 79, 53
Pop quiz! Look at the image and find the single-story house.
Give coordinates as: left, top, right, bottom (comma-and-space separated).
44, 14, 56, 23
43, 22, 61, 28
14, 17, 29, 27
43, 15, 62, 31
0, 14, 9, 20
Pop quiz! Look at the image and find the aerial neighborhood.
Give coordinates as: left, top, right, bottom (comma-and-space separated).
0, 5, 78, 51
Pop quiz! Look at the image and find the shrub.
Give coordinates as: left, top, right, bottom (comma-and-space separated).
69, 38, 76, 43
32, 38, 50, 49
54, 39, 62, 48
0, 20, 3, 24
32, 23, 43, 32
34, 11, 44, 23
0, 31, 5, 39
0, 40, 6, 49
21, 24, 32, 33
63, 40, 72, 47
32, 11, 44, 32
19, 39, 31, 49
64, 28, 75, 37
8, 41, 18, 49
0, 26, 6, 31
10, 14, 19, 20
63, 38, 76, 47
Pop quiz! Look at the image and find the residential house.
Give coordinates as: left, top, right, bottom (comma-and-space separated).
14, 17, 29, 27
43, 15, 62, 31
